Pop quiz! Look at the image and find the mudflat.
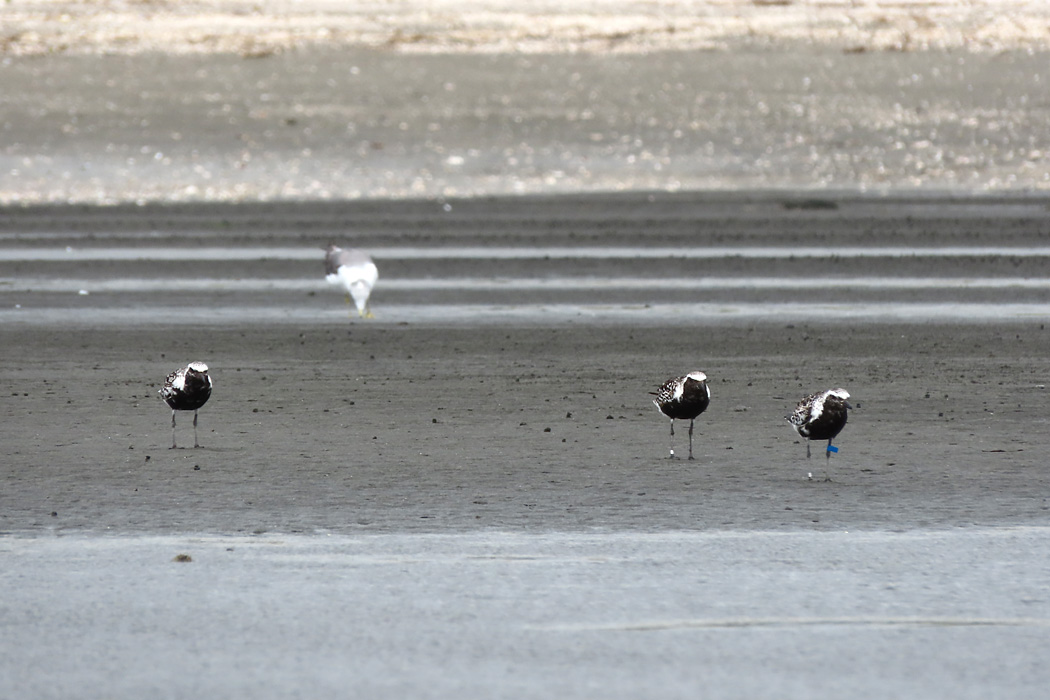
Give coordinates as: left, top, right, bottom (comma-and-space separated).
3, 194, 1050, 536
5, 318, 1050, 534
3, 4, 1050, 696
5, 199, 1050, 698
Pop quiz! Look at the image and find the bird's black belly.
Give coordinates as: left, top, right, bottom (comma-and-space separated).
803, 411, 847, 441
660, 394, 710, 421
164, 378, 212, 411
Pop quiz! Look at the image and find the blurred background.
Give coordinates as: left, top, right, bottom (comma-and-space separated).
2, 0, 1048, 205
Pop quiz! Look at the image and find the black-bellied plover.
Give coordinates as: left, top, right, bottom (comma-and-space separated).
159, 362, 212, 449
651, 371, 711, 460
788, 388, 851, 479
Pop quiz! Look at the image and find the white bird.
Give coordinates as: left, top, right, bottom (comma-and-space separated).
324, 244, 378, 318
159, 362, 212, 449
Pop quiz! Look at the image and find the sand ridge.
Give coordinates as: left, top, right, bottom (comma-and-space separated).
3, 0, 1050, 57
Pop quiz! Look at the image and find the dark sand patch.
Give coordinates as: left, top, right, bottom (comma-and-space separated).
3, 319, 1048, 535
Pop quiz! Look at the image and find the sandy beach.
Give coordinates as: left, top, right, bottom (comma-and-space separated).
3, 1, 1050, 203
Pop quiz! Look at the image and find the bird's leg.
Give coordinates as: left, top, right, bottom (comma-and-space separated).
362, 303, 374, 319
668, 419, 676, 459
687, 418, 695, 460
806, 440, 811, 459
823, 439, 833, 481
193, 409, 200, 448
170, 409, 177, 450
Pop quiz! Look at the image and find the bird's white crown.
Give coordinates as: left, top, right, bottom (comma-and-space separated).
685, 371, 708, 383
187, 362, 209, 373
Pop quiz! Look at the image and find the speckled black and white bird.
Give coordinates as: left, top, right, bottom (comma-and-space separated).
324, 244, 378, 318
651, 371, 711, 460
159, 362, 212, 449
788, 388, 851, 477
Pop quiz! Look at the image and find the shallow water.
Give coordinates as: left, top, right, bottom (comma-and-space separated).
4, 234, 1050, 322
6, 245, 1050, 261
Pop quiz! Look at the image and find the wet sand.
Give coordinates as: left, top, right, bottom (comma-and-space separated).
3, 4, 1050, 696
4, 529, 1050, 700
3, 194, 1050, 535
4, 316, 1050, 534
4, 198, 1050, 697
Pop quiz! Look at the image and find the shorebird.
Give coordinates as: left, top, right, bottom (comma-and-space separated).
651, 371, 711, 460
324, 244, 378, 318
788, 388, 851, 479
159, 362, 213, 449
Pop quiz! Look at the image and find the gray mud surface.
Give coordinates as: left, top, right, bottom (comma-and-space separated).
3, 45, 1049, 203
4, 12, 1050, 695
5, 319, 1050, 534
3, 195, 1050, 536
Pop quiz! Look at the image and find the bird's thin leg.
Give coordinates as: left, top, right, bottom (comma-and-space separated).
806, 440, 811, 459
193, 409, 200, 448
823, 439, 833, 481
170, 409, 177, 450
668, 419, 676, 459
687, 419, 695, 460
